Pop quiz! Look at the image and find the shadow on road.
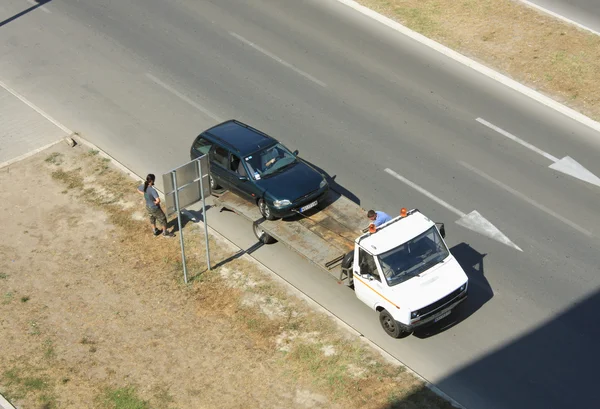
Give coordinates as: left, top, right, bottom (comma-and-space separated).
413, 242, 491, 338
0, 0, 52, 28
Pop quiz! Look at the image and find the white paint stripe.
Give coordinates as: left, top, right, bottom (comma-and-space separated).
0, 139, 63, 169
517, 0, 600, 37
145, 73, 222, 122
476, 117, 559, 162
459, 161, 593, 237
26, 0, 51, 13
229, 31, 327, 88
384, 168, 465, 217
0, 79, 71, 134
335, 0, 600, 135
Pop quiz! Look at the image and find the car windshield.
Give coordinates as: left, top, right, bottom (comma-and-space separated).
377, 226, 449, 287
244, 143, 297, 180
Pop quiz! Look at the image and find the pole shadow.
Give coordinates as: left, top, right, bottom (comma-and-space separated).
0, 0, 52, 28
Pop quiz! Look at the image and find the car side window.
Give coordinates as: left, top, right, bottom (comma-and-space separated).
193, 137, 213, 155
359, 249, 380, 282
230, 154, 247, 177
211, 146, 229, 168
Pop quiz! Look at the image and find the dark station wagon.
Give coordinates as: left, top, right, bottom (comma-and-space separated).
190, 120, 329, 220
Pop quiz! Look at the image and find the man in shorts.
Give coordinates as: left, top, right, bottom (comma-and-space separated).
137, 174, 174, 237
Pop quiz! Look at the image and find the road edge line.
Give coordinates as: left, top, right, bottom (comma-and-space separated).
335, 0, 600, 135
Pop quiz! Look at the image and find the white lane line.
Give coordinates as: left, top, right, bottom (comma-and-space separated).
384, 168, 465, 217
145, 73, 222, 122
0, 79, 71, 134
459, 161, 593, 237
517, 0, 600, 37
0, 140, 63, 170
476, 117, 559, 162
26, 0, 51, 13
229, 31, 327, 88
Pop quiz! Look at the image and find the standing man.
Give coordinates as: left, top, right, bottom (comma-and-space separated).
367, 209, 393, 228
137, 174, 174, 237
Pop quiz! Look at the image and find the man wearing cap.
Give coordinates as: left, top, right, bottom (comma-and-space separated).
367, 209, 393, 228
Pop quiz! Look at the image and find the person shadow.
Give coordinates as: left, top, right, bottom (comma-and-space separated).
413, 242, 492, 338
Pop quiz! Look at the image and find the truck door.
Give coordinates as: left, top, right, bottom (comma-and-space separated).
353, 248, 385, 310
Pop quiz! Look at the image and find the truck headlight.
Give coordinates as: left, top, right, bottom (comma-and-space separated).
319, 179, 327, 189
273, 199, 291, 209
411, 311, 419, 319
459, 284, 467, 292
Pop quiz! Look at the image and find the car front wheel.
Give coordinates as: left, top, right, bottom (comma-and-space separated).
258, 198, 277, 220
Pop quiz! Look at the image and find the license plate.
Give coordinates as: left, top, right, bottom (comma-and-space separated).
434, 310, 451, 323
300, 200, 318, 212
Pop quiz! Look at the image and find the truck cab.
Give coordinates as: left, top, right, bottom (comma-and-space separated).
351, 209, 468, 338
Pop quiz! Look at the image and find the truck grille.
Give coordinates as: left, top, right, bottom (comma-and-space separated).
415, 287, 465, 318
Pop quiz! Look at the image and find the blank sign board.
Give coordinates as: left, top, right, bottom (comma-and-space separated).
162, 156, 210, 217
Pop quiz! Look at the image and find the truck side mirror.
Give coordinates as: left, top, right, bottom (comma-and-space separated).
436, 223, 446, 238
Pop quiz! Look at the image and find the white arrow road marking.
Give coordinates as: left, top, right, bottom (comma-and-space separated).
384, 168, 523, 251
229, 32, 327, 88
476, 118, 600, 187
459, 161, 593, 237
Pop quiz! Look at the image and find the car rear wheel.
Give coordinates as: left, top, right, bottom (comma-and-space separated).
252, 222, 277, 244
209, 174, 219, 190
379, 309, 404, 338
258, 198, 277, 220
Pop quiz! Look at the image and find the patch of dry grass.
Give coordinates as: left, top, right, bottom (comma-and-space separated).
359, 0, 600, 119
1, 146, 454, 409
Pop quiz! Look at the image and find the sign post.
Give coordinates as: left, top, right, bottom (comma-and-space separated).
162, 155, 211, 283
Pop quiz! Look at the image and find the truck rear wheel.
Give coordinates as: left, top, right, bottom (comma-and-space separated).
379, 309, 404, 338
253, 222, 277, 244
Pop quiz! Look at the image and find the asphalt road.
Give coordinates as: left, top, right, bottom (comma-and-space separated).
2, 1, 600, 408
519, 0, 600, 33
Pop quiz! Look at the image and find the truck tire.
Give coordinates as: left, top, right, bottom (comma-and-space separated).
341, 251, 354, 269
253, 222, 277, 244
379, 309, 404, 338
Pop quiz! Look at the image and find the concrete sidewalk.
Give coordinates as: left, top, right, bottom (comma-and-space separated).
0, 86, 67, 168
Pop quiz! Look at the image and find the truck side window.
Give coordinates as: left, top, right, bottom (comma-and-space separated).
193, 137, 213, 155
359, 249, 380, 282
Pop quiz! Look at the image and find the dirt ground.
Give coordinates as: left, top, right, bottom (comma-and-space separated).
0, 141, 453, 409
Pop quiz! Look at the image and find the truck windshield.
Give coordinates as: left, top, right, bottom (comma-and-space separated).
244, 143, 297, 180
377, 226, 449, 287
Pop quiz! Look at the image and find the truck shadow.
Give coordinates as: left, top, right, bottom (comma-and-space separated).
413, 243, 492, 338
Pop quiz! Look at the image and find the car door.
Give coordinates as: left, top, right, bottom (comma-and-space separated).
208, 145, 230, 189
224, 153, 257, 201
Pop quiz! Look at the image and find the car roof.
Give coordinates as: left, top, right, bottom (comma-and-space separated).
201, 120, 276, 157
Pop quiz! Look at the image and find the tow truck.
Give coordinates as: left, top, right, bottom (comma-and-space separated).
214, 189, 468, 338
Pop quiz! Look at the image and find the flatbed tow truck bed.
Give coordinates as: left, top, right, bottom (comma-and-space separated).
214, 190, 367, 281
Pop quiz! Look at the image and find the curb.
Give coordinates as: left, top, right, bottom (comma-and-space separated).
0, 394, 16, 409
73, 135, 466, 409
336, 0, 600, 135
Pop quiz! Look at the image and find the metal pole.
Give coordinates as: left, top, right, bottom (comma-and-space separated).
198, 159, 211, 270
171, 171, 188, 283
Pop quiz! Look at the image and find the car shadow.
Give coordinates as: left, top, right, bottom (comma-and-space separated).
413, 242, 492, 338
300, 159, 360, 206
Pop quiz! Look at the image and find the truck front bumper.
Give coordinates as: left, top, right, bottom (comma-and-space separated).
399, 289, 468, 333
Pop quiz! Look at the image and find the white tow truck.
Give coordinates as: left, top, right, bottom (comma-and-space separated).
215, 189, 468, 338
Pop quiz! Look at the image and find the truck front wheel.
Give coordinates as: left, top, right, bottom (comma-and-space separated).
379, 309, 404, 338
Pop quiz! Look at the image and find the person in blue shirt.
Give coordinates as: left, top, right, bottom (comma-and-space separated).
367, 209, 393, 228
